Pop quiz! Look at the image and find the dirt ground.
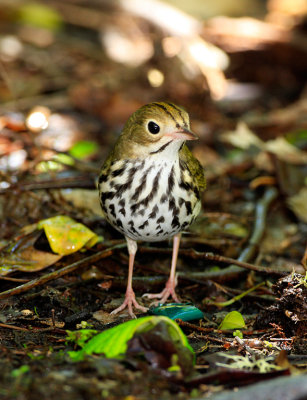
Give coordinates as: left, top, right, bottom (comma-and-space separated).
0, 1, 306, 399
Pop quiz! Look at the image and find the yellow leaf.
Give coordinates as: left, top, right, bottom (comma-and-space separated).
38, 216, 99, 255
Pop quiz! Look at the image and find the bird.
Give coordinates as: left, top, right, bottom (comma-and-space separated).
98, 102, 205, 318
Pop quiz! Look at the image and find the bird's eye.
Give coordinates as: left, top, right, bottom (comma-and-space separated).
147, 121, 160, 134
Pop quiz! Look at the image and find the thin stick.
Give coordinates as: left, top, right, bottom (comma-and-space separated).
176, 319, 269, 336
0, 175, 96, 194
237, 186, 278, 263
0, 322, 28, 331
208, 282, 265, 306
0, 276, 29, 283
138, 246, 288, 275
0, 243, 126, 300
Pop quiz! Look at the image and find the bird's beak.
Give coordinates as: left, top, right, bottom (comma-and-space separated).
166, 127, 198, 141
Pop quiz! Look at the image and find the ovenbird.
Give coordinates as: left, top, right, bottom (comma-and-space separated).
99, 102, 205, 318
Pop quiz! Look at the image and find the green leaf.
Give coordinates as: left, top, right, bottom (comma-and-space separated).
18, 3, 63, 31
286, 129, 307, 149
219, 311, 246, 330
233, 329, 243, 339
224, 222, 248, 238
53, 153, 75, 166
36, 160, 64, 173
69, 141, 99, 160
66, 329, 98, 348
11, 365, 30, 378
36, 154, 74, 172
37, 215, 99, 255
68, 316, 194, 362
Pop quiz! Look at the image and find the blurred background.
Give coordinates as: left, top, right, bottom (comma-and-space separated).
1, 3, 307, 397
0, 0, 307, 240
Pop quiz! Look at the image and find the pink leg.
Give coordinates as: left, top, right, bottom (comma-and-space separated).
111, 237, 148, 318
143, 233, 181, 304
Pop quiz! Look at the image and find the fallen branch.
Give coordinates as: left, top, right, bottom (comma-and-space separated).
0, 175, 96, 194
176, 319, 271, 336
237, 186, 278, 263
0, 243, 126, 299
207, 281, 265, 307
0, 322, 28, 331
138, 246, 290, 275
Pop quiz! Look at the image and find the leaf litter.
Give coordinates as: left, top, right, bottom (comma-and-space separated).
0, 0, 306, 399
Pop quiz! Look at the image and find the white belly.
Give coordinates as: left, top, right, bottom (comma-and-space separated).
99, 158, 201, 241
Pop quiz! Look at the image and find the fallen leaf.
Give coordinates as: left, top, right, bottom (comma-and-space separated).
68, 316, 194, 368
38, 215, 99, 255
219, 311, 246, 330
60, 189, 103, 216
221, 122, 264, 150
0, 231, 62, 276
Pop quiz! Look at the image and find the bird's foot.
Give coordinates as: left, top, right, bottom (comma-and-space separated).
111, 288, 148, 319
143, 276, 180, 305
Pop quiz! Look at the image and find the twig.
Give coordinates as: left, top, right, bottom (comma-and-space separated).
0, 243, 126, 300
0, 276, 29, 283
0, 322, 66, 334
0, 322, 28, 331
215, 284, 275, 302
138, 246, 288, 275
0, 175, 96, 194
0, 92, 69, 114
234, 336, 258, 355
237, 186, 278, 263
208, 282, 265, 307
176, 319, 268, 336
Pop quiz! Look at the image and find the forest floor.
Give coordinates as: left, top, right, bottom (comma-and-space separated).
0, 1, 306, 399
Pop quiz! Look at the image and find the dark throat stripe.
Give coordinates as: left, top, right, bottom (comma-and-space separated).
150, 140, 172, 154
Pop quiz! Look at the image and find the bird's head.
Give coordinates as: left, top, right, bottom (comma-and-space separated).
116, 102, 198, 160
